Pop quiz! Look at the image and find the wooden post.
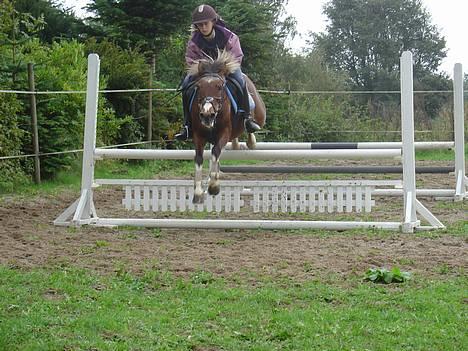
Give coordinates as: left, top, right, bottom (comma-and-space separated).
28, 63, 41, 184
147, 55, 155, 145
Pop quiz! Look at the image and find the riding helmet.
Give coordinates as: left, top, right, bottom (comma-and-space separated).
192, 4, 219, 24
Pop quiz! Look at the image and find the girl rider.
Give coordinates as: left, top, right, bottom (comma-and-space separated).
175, 4, 261, 140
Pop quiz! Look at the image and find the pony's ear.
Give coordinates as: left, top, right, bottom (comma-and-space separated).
198, 61, 209, 75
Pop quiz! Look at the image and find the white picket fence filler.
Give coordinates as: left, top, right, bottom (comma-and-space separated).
95, 179, 403, 214
54, 51, 465, 232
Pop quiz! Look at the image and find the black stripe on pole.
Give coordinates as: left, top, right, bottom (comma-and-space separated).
309, 142, 359, 149
220, 166, 454, 174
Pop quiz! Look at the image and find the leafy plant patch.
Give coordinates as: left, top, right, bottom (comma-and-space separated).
365, 267, 411, 284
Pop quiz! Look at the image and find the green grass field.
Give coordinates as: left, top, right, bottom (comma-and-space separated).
0, 265, 466, 351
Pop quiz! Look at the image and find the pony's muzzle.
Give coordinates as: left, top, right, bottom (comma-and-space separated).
200, 102, 217, 128
200, 113, 216, 128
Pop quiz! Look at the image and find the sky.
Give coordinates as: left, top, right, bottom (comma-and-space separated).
62, 0, 465, 76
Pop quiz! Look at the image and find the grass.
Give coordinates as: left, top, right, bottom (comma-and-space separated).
414, 144, 466, 161
0, 265, 466, 350
0, 159, 192, 197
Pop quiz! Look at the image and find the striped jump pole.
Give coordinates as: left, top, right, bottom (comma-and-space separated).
220, 165, 455, 174
225, 141, 454, 150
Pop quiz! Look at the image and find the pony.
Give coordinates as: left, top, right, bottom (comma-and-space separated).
186, 50, 266, 204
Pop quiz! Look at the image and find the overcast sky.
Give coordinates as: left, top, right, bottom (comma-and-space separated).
62, 0, 465, 76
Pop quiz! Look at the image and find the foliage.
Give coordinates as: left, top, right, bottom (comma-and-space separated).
313, 0, 447, 89
311, 0, 450, 122
154, 34, 187, 86
13, 0, 89, 43
86, 0, 197, 54
85, 38, 148, 142
365, 267, 411, 284
0, 0, 45, 86
0, 93, 27, 189
17, 40, 123, 178
268, 49, 348, 91
211, 0, 296, 86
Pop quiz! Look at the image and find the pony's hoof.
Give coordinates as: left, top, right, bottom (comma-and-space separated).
192, 194, 204, 204
208, 185, 220, 196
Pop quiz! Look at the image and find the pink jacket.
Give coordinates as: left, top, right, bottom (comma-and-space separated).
185, 24, 244, 65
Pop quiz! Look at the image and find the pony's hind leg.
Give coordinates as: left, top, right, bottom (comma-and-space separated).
208, 144, 223, 196
193, 147, 204, 204
246, 133, 257, 150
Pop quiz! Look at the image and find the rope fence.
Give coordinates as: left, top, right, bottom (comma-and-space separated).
0, 88, 460, 95
0, 141, 168, 161
0, 84, 464, 182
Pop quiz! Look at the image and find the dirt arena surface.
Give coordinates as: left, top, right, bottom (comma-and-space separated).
1, 160, 467, 282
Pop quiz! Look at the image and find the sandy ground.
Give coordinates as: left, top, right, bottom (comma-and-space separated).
0, 160, 466, 282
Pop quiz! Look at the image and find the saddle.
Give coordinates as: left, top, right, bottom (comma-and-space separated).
186, 77, 254, 116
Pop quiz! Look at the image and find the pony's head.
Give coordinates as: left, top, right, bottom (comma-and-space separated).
188, 50, 239, 129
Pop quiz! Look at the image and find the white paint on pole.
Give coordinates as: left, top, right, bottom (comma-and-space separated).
78, 54, 100, 221
400, 51, 417, 231
453, 63, 466, 201
94, 148, 402, 161
93, 218, 402, 231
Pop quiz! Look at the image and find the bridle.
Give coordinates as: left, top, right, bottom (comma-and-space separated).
196, 73, 226, 121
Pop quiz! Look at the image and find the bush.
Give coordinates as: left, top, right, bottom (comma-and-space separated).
0, 93, 27, 190
19, 39, 122, 178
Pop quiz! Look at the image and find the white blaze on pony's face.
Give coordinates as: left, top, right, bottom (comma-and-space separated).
199, 98, 216, 128
197, 76, 225, 129
201, 101, 214, 117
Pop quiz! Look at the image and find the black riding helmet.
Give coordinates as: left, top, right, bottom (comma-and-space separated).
192, 4, 219, 24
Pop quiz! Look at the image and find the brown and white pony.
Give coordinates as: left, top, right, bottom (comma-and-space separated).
187, 50, 266, 204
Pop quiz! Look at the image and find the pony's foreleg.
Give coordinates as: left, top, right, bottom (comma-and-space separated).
208, 143, 224, 196
246, 133, 257, 150
193, 148, 204, 204
231, 137, 240, 150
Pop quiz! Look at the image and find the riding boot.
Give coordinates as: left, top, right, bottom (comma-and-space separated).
175, 89, 192, 141
239, 84, 261, 133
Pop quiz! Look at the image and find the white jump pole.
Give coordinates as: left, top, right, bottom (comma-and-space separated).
75, 54, 100, 224
53, 54, 100, 226
94, 148, 402, 161
453, 63, 467, 201
400, 51, 418, 232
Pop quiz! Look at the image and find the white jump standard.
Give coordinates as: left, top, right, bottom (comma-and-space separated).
55, 52, 454, 232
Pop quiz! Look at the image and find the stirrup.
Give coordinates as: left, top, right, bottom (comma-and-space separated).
244, 118, 261, 133
175, 126, 191, 141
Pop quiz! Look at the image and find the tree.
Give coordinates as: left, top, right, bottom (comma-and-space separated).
13, 0, 89, 43
86, 0, 197, 54
312, 0, 447, 90
0, 0, 45, 86
210, 0, 296, 86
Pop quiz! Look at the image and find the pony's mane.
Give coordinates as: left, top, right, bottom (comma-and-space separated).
187, 49, 240, 77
